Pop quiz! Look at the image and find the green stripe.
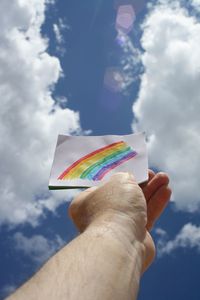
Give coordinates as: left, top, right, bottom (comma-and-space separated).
80, 146, 131, 179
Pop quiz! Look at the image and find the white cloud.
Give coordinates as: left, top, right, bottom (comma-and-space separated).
133, 2, 200, 212
53, 18, 70, 55
105, 10, 142, 95
0, 0, 81, 226
156, 223, 200, 257
53, 23, 63, 44
53, 18, 69, 43
191, 0, 200, 12
114, 32, 141, 94
13, 232, 65, 264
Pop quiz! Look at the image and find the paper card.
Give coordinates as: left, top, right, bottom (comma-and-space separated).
49, 132, 148, 189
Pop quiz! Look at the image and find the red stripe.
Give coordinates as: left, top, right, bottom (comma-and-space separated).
58, 141, 124, 179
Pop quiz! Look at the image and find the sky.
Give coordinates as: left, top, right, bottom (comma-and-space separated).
0, 0, 200, 299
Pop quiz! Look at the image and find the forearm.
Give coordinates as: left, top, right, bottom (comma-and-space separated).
7, 218, 144, 300
70, 220, 145, 300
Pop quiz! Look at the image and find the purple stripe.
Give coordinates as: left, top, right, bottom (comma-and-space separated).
93, 151, 137, 181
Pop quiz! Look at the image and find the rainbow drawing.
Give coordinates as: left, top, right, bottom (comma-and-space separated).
58, 141, 137, 181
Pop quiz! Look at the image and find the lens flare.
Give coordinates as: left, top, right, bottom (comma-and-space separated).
104, 67, 125, 92
115, 4, 135, 34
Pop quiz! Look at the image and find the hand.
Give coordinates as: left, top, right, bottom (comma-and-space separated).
69, 171, 171, 273
69, 172, 147, 236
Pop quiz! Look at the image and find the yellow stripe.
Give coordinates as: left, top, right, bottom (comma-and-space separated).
63, 142, 126, 179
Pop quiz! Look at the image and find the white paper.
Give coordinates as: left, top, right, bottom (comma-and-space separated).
49, 132, 148, 189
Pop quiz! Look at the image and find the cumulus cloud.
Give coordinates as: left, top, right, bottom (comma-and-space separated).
13, 232, 65, 264
133, 1, 200, 212
191, 0, 200, 11
0, 0, 81, 226
156, 223, 200, 257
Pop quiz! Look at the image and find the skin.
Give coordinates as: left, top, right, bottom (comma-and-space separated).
140, 170, 171, 270
69, 170, 171, 272
6, 170, 171, 300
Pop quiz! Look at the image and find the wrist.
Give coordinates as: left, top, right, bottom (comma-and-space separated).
86, 209, 146, 243
85, 211, 146, 265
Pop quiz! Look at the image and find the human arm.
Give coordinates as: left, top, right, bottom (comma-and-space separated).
6, 171, 171, 300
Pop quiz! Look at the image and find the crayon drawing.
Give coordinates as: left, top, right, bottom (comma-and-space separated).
58, 141, 137, 181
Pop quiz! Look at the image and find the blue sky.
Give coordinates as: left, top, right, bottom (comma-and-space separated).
0, 0, 200, 299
